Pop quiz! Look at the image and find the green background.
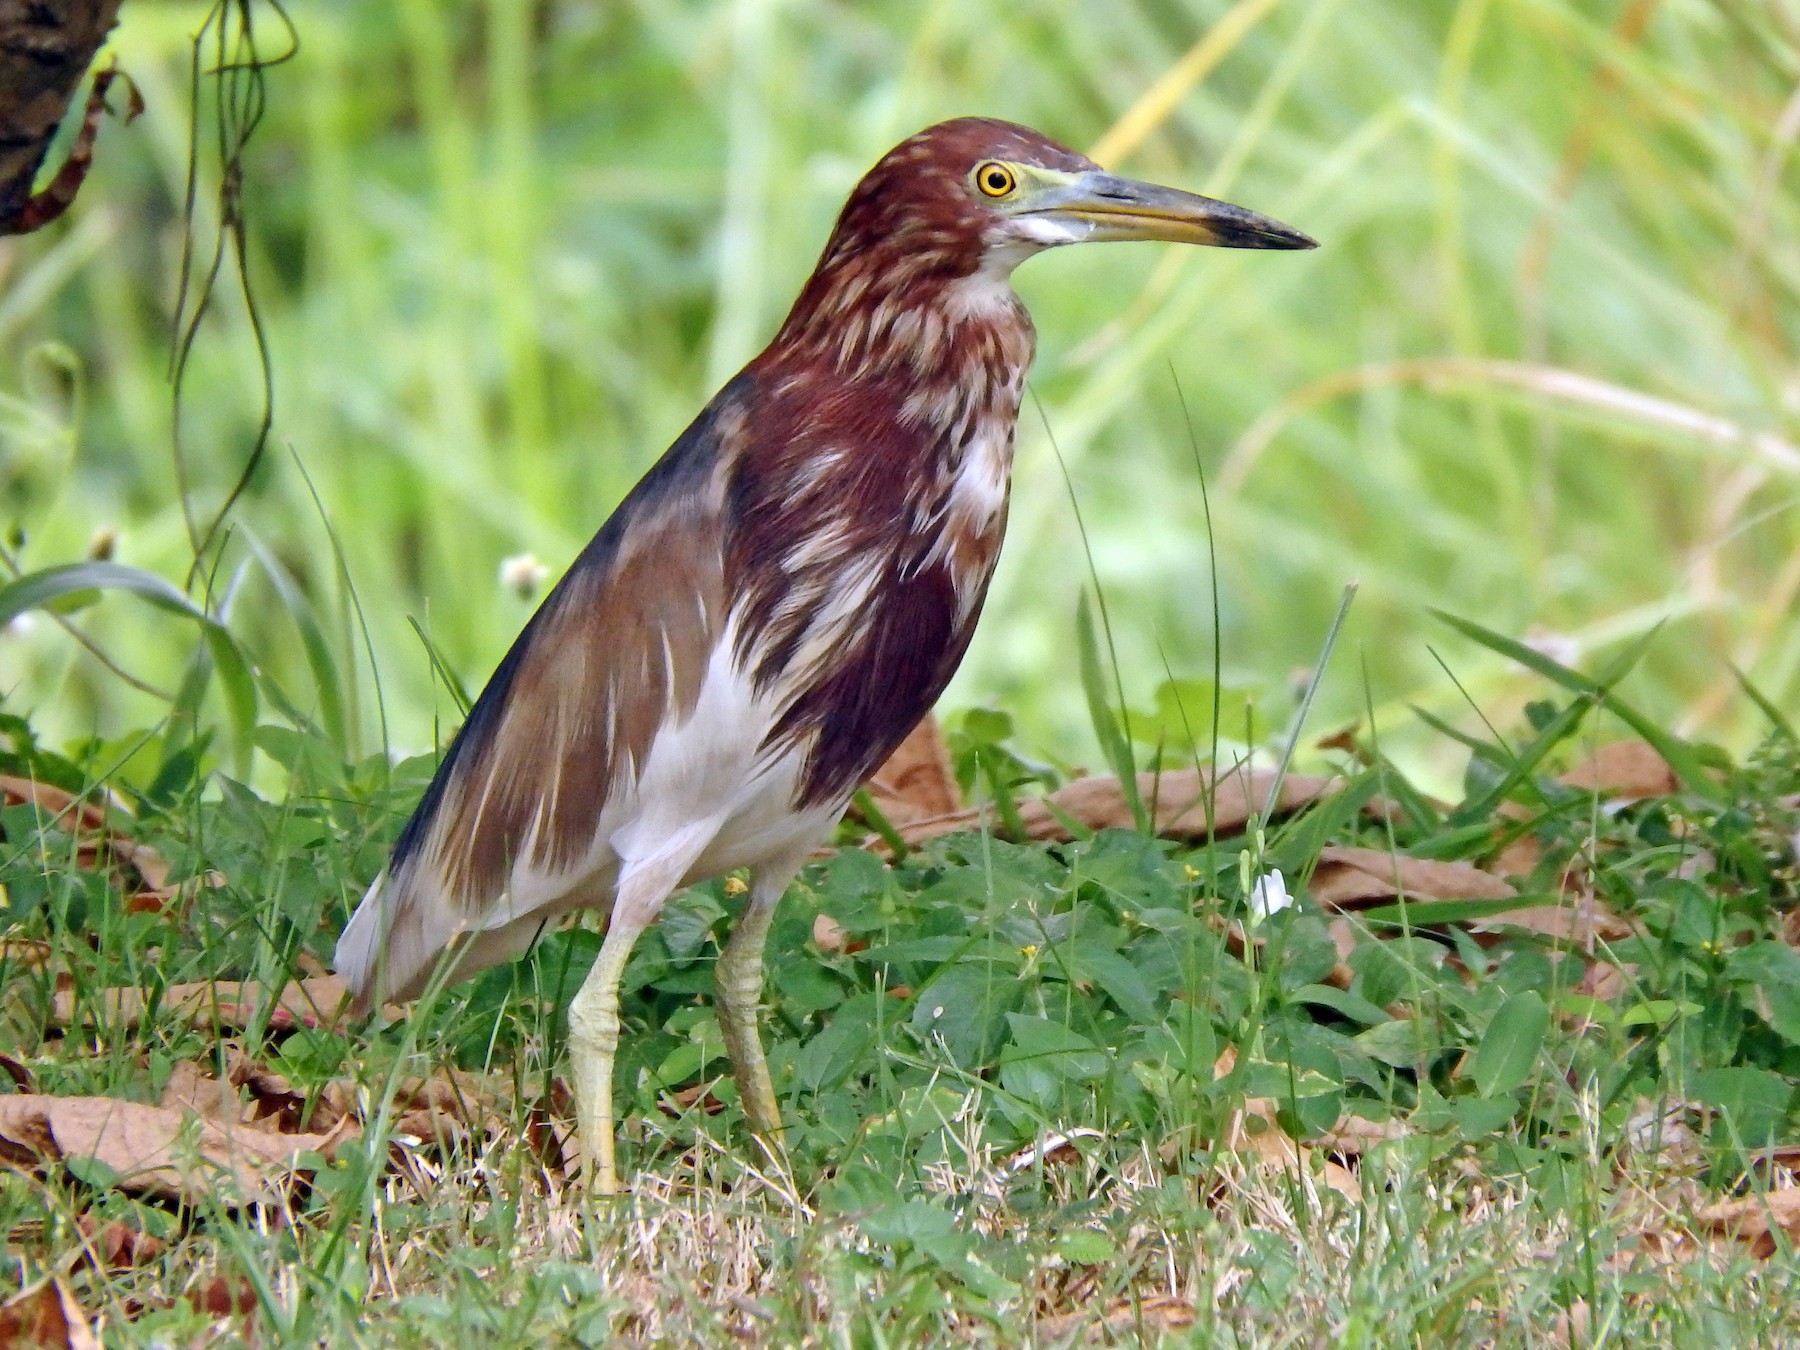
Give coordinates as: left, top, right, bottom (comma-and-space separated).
3, 0, 1795, 788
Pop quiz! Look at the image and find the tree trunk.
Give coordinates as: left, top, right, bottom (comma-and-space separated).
0, 0, 125, 235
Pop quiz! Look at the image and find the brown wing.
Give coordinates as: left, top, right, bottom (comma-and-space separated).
335, 383, 747, 1002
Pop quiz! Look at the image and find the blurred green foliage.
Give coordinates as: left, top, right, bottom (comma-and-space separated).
2, 0, 1799, 787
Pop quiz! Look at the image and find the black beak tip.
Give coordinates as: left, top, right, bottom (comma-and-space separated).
1210, 213, 1319, 251
1252, 223, 1319, 251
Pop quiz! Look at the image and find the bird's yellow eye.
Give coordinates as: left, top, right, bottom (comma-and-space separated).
974, 162, 1017, 198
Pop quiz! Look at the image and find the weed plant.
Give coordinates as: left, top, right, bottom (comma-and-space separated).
5, 615, 1800, 1342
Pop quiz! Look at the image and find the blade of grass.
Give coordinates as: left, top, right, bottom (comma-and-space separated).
242, 530, 349, 751
1258, 581, 1358, 829
0, 561, 257, 753
1075, 590, 1146, 832
1433, 609, 1723, 801
407, 614, 473, 719
1731, 665, 1797, 742
1038, 389, 1146, 832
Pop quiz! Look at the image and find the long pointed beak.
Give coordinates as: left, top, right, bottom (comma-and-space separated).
1025, 170, 1317, 250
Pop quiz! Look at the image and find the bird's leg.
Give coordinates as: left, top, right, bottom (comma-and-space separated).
714, 862, 802, 1143
565, 845, 699, 1195
565, 911, 650, 1196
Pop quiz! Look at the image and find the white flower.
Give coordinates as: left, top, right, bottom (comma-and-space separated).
498, 553, 550, 599
1247, 868, 1292, 924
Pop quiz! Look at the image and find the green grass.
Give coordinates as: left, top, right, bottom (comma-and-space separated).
6, 629, 1800, 1343
5, 1, 1800, 785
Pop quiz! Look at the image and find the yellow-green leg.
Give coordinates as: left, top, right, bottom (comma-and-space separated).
714, 865, 799, 1142
566, 838, 710, 1194
565, 913, 647, 1195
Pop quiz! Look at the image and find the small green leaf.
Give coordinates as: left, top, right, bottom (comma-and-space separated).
1355, 1019, 1423, 1068
1000, 1014, 1106, 1106
64, 1153, 120, 1191
1056, 1230, 1117, 1265
797, 998, 878, 1094
653, 1037, 725, 1089
1471, 991, 1550, 1098
1293, 983, 1390, 1026
1451, 1095, 1522, 1138
1692, 1067, 1795, 1148
1066, 945, 1158, 1024
1620, 999, 1701, 1029
1726, 940, 1800, 991
960, 707, 1014, 745
856, 1197, 955, 1246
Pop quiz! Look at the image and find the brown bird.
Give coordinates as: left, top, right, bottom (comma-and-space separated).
335, 117, 1314, 1194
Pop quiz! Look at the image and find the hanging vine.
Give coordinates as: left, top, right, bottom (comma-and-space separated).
168, 0, 297, 593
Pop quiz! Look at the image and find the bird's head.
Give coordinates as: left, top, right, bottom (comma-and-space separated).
775, 117, 1313, 377
809, 117, 1315, 285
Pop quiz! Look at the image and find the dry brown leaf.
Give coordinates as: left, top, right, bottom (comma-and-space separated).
1037, 1294, 1197, 1339
0, 1092, 341, 1203
0, 774, 173, 896
666, 1081, 728, 1116
1561, 740, 1677, 800
1319, 1114, 1407, 1156
184, 1065, 497, 1157
157, 1051, 343, 1136
51, 974, 391, 1033
0, 938, 54, 973
290, 948, 331, 978
390, 1069, 502, 1146
186, 1275, 258, 1320
0, 774, 110, 834
1579, 960, 1630, 1002
1469, 893, 1632, 945
1698, 1186, 1800, 1257
1324, 918, 1358, 989
1489, 833, 1545, 881
1003, 1127, 1105, 1175
159, 1060, 232, 1121
1200, 1046, 1360, 1200
1218, 1103, 1359, 1199
878, 766, 1343, 851
812, 913, 850, 954
125, 868, 225, 917
76, 1215, 166, 1271
524, 1077, 577, 1172
861, 715, 960, 826
0, 1277, 100, 1350
1320, 1157, 1361, 1200
1308, 845, 1515, 911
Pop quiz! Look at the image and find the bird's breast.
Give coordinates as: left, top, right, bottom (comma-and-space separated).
921, 416, 1013, 622
724, 394, 1018, 809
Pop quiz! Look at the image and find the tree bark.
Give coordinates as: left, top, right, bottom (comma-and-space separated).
0, 0, 125, 235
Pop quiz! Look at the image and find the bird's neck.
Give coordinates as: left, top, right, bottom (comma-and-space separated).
771, 257, 1038, 428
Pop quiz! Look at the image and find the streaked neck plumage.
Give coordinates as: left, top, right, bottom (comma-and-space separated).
769, 242, 1038, 436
